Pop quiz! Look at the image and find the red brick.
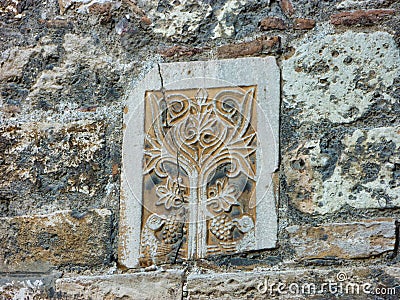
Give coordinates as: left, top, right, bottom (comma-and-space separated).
331, 9, 395, 26
77, 105, 97, 112
112, 163, 119, 176
293, 18, 316, 30
260, 17, 286, 30
140, 16, 152, 26
39, 19, 72, 28
279, 0, 294, 16
159, 45, 203, 58
217, 36, 280, 59
88, 2, 112, 14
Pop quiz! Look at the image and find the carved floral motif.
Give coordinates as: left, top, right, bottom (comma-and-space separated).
139, 86, 258, 264
155, 177, 188, 210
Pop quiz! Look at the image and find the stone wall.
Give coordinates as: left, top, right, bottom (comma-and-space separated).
0, 0, 399, 299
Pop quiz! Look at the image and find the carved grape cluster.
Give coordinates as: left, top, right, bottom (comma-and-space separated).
162, 215, 185, 244
210, 214, 234, 241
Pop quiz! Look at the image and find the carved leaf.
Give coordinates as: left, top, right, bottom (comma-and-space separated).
195, 88, 209, 108
156, 177, 187, 210
225, 132, 256, 180
206, 178, 239, 213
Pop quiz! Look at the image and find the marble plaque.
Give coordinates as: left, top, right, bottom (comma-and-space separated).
119, 58, 279, 268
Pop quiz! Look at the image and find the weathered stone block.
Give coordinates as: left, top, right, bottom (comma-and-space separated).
55, 270, 184, 300
284, 126, 400, 214
0, 273, 60, 299
286, 218, 396, 260
120, 58, 280, 268
0, 120, 118, 216
336, 0, 397, 9
283, 31, 399, 124
282, 30, 399, 215
0, 209, 113, 271
187, 267, 400, 299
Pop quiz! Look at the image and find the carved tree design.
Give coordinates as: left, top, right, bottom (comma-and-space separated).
141, 86, 257, 261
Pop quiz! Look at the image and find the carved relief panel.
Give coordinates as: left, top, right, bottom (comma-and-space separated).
120, 58, 279, 268
140, 86, 257, 264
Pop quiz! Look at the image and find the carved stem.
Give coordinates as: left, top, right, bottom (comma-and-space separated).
187, 170, 198, 259
197, 174, 208, 258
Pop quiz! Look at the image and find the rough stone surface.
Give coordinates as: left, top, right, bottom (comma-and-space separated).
0, 273, 60, 299
1, 33, 128, 123
55, 271, 184, 300
284, 126, 400, 214
0, 47, 40, 82
187, 267, 400, 299
283, 30, 399, 124
0, 29, 124, 226
0, 120, 120, 217
286, 218, 396, 260
336, 0, 397, 9
137, 0, 213, 40
282, 30, 399, 214
136, 0, 271, 40
0, 209, 113, 271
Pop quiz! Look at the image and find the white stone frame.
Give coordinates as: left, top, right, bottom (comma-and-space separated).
119, 58, 280, 268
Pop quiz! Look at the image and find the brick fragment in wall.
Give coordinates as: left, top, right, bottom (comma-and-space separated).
159, 45, 203, 58
279, 0, 294, 16
217, 36, 280, 59
55, 271, 184, 299
286, 218, 396, 260
0, 209, 113, 272
293, 18, 316, 30
260, 17, 286, 30
331, 9, 395, 26
38, 18, 73, 28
